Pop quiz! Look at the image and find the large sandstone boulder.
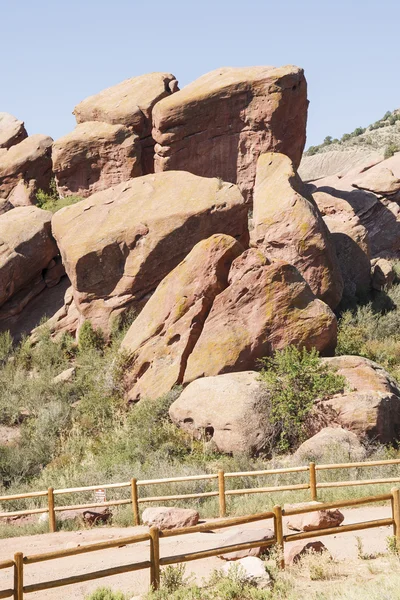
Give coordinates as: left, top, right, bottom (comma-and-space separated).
251, 153, 343, 309
184, 249, 337, 382
285, 501, 344, 532
169, 371, 271, 455
121, 235, 243, 402
53, 122, 142, 198
312, 187, 371, 302
52, 173, 248, 334
0, 113, 27, 149
142, 507, 199, 530
0, 134, 53, 202
0, 206, 59, 320
320, 356, 400, 443
153, 66, 308, 203
294, 427, 366, 463
73, 72, 178, 174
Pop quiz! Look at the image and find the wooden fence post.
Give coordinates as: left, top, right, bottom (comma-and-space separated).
47, 487, 56, 533
309, 463, 317, 501
391, 487, 400, 550
273, 505, 285, 569
14, 552, 23, 600
149, 526, 160, 590
218, 470, 226, 517
131, 478, 140, 526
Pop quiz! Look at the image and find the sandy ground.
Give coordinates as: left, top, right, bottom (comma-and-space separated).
0, 506, 393, 599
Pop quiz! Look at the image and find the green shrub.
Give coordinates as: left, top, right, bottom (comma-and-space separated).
78, 321, 105, 353
258, 346, 345, 453
36, 178, 82, 213
384, 143, 399, 159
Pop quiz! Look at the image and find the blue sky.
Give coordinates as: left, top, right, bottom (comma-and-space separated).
1, 0, 399, 148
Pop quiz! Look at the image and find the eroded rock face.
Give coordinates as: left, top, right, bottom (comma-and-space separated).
0, 113, 28, 149
153, 66, 308, 203
73, 72, 178, 174
121, 235, 243, 402
312, 187, 371, 302
320, 356, 400, 443
251, 153, 343, 309
142, 507, 199, 530
0, 134, 53, 202
53, 122, 142, 198
294, 427, 366, 463
52, 173, 248, 334
184, 250, 337, 382
0, 206, 59, 321
169, 371, 271, 455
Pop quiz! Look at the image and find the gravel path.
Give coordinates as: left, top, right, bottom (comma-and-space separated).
0, 505, 393, 599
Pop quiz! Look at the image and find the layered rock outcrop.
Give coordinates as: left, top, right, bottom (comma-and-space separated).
153, 66, 308, 203
169, 371, 271, 455
0, 134, 53, 203
310, 154, 400, 261
52, 122, 142, 198
320, 356, 400, 443
52, 172, 248, 334
251, 153, 343, 308
184, 250, 337, 383
0, 113, 28, 149
0, 206, 60, 322
73, 72, 178, 175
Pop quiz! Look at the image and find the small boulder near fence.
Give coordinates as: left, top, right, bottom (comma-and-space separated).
285, 540, 328, 565
142, 507, 199, 530
285, 501, 344, 532
218, 527, 274, 560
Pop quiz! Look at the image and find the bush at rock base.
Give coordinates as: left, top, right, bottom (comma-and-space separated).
258, 346, 345, 453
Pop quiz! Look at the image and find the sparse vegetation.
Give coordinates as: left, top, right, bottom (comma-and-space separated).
336, 281, 400, 380
305, 109, 400, 156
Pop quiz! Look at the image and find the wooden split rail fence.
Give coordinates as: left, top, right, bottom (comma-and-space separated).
0, 489, 399, 599
2, 457, 400, 531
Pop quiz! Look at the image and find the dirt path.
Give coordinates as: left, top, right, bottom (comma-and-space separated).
0, 506, 393, 599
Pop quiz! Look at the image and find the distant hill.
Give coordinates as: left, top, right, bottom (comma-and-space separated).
300, 109, 400, 181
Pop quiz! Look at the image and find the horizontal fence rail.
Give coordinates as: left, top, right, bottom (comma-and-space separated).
2, 458, 400, 532
1, 490, 399, 599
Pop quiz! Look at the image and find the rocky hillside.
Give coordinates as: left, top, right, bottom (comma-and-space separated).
300, 109, 400, 181
1, 65, 400, 491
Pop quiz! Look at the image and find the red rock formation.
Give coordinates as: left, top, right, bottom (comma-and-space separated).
251, 153, 343, 309
52, 172, 248, 334
0, 135, 53, 203
53, 122, 142, 198
183, 249, 337, 383
153, 66, 308, 203
73, 72, 178, 175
